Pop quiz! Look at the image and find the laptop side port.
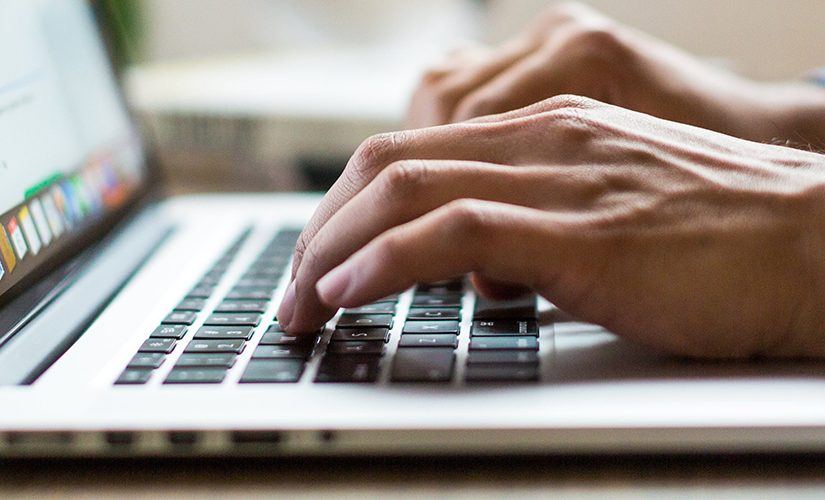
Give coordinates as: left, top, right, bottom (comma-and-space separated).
104, 431, 135, 448
168, 431, 201, 448
319, 430, 337, 444
230, 431, 283, 447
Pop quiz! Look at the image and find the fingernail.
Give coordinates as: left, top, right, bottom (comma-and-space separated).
316, 264, 353, 307
278, 281, 297, 327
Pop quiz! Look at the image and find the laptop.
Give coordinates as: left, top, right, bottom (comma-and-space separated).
2, 0, 825, 458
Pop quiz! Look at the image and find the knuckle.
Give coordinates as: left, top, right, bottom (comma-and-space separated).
454, 93, 500, 121
378, 160, 432, 200
374, 230, 406, 269
297, 237, 322, 275
412, 71, 464, 107
441, 199, 490, 239
350, 132, 408, 180
545, 105, 596, 143
544, 94, 596, 111
427, 80, 468, 113
558, 25, 630, 67
293, 230, 310, 262
419, 66, 451, 85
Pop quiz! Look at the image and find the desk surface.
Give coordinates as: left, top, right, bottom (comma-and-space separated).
2, 455, 825, 498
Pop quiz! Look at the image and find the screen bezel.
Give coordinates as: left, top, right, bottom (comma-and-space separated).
0, 1, 162, 312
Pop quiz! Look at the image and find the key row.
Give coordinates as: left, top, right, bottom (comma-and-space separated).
115, 229, 301, 385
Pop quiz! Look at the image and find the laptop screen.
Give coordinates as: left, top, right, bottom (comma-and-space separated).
0, 0, 147, 299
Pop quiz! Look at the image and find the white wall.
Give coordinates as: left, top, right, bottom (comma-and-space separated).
487, 0, 825, 80
141, 0, 824, 80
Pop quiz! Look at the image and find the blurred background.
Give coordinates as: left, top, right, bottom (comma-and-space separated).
111, 0, 825, 192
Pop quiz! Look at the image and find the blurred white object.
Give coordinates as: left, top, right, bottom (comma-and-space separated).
126, 46, 440, 188
132, 1, 480, 189
127, 47, 427, 122
142, 0, 480, 60
250, 0, 480, 50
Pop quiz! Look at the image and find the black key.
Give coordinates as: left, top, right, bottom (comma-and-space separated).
274, 228, 302, 241
315, 356, 381, 383
474, 295, 537, 320
164, 368, 227, 384
331, 328, 389, 343
406, 308, 461, 321
197, 274, 223, 286
264, 322, 323, 335
203, 313, 261, 327
403, 320, 459, 335
471, 320, 539, 337
260, 329, 318, 346
175, 353, 237, 368
193, 326, 254, 340
138, 338, 177, 353
465, 364, 540, 383
188, 285, 217, 298
150, 325, 188, 339
398, 334, 458, 348
251, 257, 289, 269
326, 341, 385, 356
234, 277, 281, 288
161, 311, 198, 325
185, 339, 246, 354
175, 298, 206, 311
115, 369, 153, 385
211, 258, 233, 271
467, 351, 540, 365
214, 300, 269, 313
202, 270, 226, 282
127, 352, 166, 369
336, 313, 393, 329
345, 302, 395, 314
416, 280, 464, 294
411, 294, 462, 308
391, 348, 455, 383
240, 359, 304, 383
242, 270, 283, 281
212, 252, 236, 270
225, 287, 273, 300
252, 344, 312, 359
469, 336, 538, 351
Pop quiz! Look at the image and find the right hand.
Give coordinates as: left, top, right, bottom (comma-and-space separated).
280, 96, 825, 358
407, 2, 806, 144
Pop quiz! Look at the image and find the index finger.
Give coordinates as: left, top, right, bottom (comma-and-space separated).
289, 94, 600, 281
314, 199, 568, 309
290, 123, 515, 279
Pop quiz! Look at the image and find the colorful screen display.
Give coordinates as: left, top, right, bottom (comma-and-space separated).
0, 0, 147, 298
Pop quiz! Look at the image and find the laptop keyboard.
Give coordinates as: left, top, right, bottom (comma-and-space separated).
115, 228, 541, 386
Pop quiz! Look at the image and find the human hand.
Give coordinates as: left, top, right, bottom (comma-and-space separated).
407, 2, 819, 145
279, 95, 825, 358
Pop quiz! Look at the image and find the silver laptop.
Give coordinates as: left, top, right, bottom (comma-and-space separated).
2, 0, 825, 458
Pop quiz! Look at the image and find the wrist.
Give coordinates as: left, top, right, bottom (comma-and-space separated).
751, 82, 825, 149
784, 161, 825, 356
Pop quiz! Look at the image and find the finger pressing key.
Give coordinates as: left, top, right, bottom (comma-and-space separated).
314, 200, 561, 311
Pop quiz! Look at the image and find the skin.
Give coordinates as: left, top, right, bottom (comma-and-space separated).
407, 2, 825, 147
278, 4, 825, 358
